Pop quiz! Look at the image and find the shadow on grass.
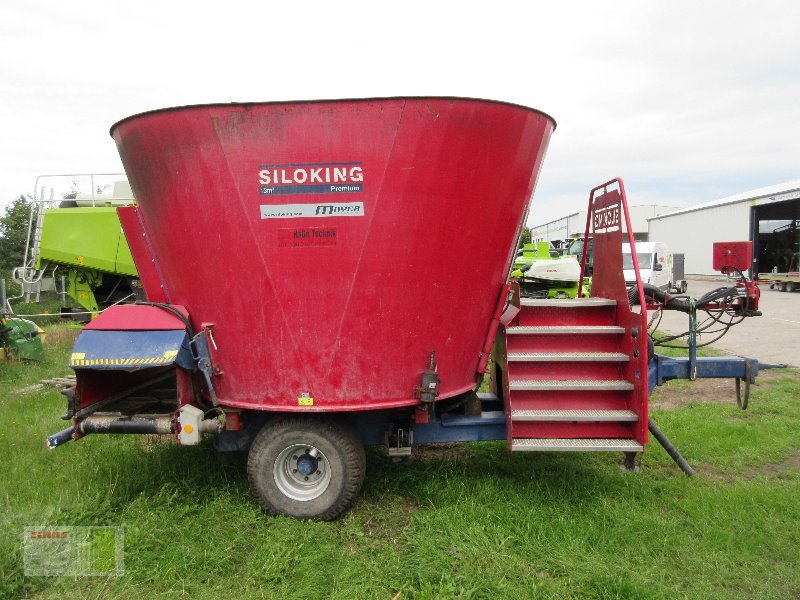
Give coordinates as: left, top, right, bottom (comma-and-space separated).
360, 441, 634, 510
43, 438, 250, 526
51, 434, 635, 522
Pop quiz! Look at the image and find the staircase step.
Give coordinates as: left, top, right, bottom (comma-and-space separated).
511, 409, 638, 422
507, 361, 625, 382
507, 326, 625, 335
509, 379, 634, 391
508, 352, 629, 362
515, 297, 618, 327
511, 438, 643, 452
506, 335, 623, 354
520, 298, 616, 308
505, 392, 632, 412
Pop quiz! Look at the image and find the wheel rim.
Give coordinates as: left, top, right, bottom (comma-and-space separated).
273, 443, 332, 501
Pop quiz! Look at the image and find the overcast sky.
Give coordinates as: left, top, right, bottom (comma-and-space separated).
1, 1, 798, 225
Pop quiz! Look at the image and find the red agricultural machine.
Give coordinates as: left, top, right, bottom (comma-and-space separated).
46, 98, 769, 519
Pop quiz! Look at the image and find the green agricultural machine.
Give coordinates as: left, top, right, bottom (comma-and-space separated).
0, 314, 44, 361
511, 241, 590, 298
12, 175, 142, 318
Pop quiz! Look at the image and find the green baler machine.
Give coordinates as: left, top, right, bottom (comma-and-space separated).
37, 206, 139, 314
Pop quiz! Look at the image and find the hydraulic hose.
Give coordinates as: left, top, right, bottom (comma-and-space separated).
628, 283, 741, 314
136, 301, 195, 337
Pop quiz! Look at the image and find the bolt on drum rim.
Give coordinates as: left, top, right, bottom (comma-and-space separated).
273, 444, 332, 501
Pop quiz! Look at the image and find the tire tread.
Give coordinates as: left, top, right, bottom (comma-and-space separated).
247, 416, 366, 521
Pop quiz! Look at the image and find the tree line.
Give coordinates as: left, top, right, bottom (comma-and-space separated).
0, 196, 34, 295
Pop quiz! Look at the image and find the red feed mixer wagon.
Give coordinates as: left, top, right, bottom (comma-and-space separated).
47, 98, 770, 519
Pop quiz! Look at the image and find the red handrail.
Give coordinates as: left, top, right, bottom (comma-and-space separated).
578, 177, 649, 444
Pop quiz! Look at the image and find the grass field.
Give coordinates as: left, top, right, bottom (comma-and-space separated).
1, 323, 799, 599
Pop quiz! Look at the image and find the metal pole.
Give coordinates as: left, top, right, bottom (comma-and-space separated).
688, 298, 697, 380
21, 182, 40, 276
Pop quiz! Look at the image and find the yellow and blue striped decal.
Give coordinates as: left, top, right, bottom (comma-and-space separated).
69, 330, 192, 370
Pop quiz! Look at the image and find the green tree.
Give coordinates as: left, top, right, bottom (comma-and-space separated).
0, 196, 34, 292
520, 226, 532, 246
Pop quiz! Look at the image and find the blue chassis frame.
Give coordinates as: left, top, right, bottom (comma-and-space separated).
388, 354, 761, 446
213, 353, 763, 451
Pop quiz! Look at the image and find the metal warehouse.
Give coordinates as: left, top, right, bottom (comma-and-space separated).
531, 205, 679, 248
648, 180, 800, 276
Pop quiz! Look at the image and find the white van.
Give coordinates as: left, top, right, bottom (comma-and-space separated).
622, 242, 674, 290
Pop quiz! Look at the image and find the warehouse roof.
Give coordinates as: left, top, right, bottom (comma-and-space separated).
649, 179, 800, 221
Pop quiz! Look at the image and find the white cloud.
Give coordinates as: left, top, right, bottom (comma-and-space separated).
1, 0, 798, 227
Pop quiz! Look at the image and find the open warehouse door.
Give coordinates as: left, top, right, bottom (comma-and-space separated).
752, 195, 800, 290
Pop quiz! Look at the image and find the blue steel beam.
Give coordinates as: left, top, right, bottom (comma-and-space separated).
648, 354, 759, 393
411, 410, 507, 444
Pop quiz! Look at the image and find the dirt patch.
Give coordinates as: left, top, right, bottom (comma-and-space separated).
651, 378, 738, 409
412, 442, 469, 462
650, 370, 781, 410
759, 453, 800, 478
361, 494, 419, 537
341, 494, 419, 556
699, 454, 800, 483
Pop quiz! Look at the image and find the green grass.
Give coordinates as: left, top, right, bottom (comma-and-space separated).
1, 325, 799, 599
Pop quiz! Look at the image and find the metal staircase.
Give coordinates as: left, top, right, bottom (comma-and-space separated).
503, 179, 649, 454
505, 297, 644, 451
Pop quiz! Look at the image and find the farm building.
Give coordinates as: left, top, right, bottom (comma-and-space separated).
530, 205, 680, 248
648, 180, 800, 276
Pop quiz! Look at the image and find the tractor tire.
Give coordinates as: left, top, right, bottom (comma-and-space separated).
787, 282, 796, 293
247, 416, 366, 520
779, 282, 787, 292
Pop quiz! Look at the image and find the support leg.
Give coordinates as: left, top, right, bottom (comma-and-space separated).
648, 418, 695, 476
622, 451, 640, 472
